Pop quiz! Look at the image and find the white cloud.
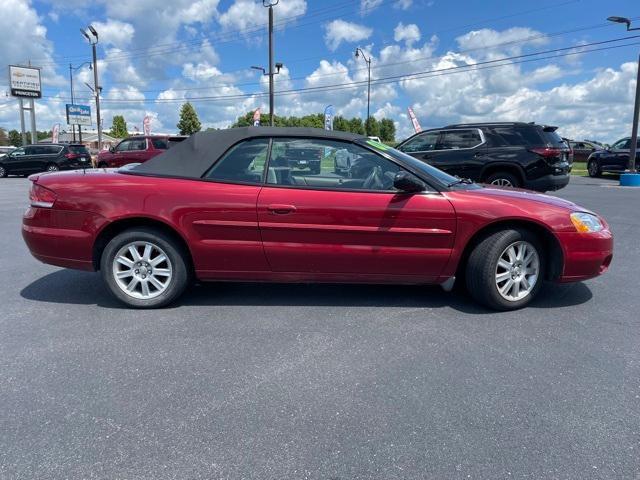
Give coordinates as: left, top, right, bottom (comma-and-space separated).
394, 23, 421, 47
360, 0, 384, 15
324, 20, 373, 51
219, 0, 306, 32
455, 27, 548, 57
394, 0, 413, 9
91, 20, 135, 48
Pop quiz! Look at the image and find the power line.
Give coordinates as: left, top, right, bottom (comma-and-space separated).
41, 36, 639, 105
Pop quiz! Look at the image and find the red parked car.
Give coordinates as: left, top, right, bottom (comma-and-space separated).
22, 127, 613, 310
96, 135, 186, 168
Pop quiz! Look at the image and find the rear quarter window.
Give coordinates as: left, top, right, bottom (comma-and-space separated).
151, 138, 169, 149
69, 145, 88, 154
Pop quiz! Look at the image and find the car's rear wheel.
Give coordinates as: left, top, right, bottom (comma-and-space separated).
46, 163, 59, 172
100, 228, 189, 308
486, 171, 520, 188
466, 228, 544, 311
587, 159, 601, 178
310, 162, 321, 175
0, 165, 7, 178
98, 162, 108, 169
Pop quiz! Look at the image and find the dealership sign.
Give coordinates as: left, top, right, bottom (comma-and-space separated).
66, 104, 92, 126
8, 65, 42, 98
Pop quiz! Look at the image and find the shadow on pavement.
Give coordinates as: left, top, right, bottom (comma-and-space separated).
21, 269, 593, 314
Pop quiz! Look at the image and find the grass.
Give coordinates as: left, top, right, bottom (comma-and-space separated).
572, 162, 587, 176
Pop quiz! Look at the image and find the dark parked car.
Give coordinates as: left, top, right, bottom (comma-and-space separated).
0, 144, 91, 177
587, 137, 640, 177
396, 122, 572, 191
568, 140, 604, 163
97, 135, 187, 169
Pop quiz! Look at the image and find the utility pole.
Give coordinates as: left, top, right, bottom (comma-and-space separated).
264, 0, 279, 126
69, 64, 76, 142
355, 47, 372, 127
81, 26, 102, 151
607, 16, 640, 185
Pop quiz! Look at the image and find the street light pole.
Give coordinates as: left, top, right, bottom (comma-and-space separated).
68, 61, 92, 143
263, 1, 279, 125
607, 16, 640, 180
355, 47, 372, 127
81, 26, 102, 151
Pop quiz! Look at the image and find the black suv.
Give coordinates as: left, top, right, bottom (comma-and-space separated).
0, 144, 91, 177
396, 122, 572, 191
586, 137, 640, 177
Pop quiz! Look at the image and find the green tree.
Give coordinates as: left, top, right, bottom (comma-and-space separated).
177, 102, 202, 135
0, 128, 8, 146
348, 117, 365, 135
109, 115, 128, 138
379, 118, 396, 143
8, 130, 22, 146
333, 116, 350, 132
365, 117, 380, 137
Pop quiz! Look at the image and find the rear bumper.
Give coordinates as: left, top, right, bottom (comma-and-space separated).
557, 229, 613, 282
525, 173, 570, 192
22, 207, 106, 271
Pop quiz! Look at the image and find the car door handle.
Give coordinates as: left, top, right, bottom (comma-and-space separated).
474, 152, 487, 158
267, 204, 297, 214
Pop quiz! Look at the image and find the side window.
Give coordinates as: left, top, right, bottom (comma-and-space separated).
44, 146, 61, 155
437, 130, 483, 150
11, 147, 26, 157
613, 139, 630, 150
267, 138, 401, 192
400, 131, 439, 153
129, 139, 147, 151
115, 140, 129, 152
204, 138, 269, 184
151, 138, 168, 149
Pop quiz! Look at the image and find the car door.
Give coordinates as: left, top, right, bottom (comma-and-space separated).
110, 139, 130, 167
126, 138, 149, 165
183, 137, 271, 277
257, 137, 457, 281
427, 129, 486, 179
22, 146, 44, 173
605, 139, 631, 171
3, 147, 29, 174
397, 130, 440, 164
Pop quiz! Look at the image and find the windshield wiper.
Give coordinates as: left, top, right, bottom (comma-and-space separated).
447, 177, 474, 187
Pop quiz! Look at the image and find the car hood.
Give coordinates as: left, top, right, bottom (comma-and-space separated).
475, 185, 582, 210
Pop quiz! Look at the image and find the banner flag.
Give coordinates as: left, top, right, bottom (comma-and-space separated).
324, 105, 334, 130
407, 107, 422, 133
52, 123, 60, 143
143, 115, 152, 136
253, 108, 261, 126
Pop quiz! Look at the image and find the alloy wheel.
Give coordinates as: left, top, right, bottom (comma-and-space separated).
494, 240, 540, 302
47, 164, 59, 172
112, 241, 173, 300
0, 166, 6, 177
490, 178, 513, 187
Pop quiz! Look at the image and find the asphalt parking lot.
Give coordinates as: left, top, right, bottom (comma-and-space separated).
0, 175, 638, 479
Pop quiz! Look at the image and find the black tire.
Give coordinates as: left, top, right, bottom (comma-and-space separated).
485, 171, 520, 188
100, 227, 190, 308
45, 163, 60, 172
310, 162, 321, 175
0, 164, 7, 178
465, 228, 545, 311
98, 162, 108, 169
587, 159, 601, 178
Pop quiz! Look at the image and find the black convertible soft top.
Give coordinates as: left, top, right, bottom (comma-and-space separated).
130, 127, 364, 179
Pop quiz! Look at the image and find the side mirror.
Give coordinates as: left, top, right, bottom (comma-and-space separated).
109, 147, 115, 153
393, 171, 425, 193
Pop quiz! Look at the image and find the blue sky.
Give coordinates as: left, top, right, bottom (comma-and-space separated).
1, 0, 638, 142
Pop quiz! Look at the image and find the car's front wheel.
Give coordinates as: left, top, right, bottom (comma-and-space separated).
466, 228, 544, 310
587, 159, 601, 178
0, 165, 7, 178
46, 163, 59, 172
100, 227, 190, 308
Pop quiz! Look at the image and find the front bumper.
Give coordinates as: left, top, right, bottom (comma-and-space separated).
525, 173, 570, 192
556, 229, 613, 282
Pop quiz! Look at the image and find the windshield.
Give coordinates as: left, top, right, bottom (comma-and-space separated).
357, 139, 462, 188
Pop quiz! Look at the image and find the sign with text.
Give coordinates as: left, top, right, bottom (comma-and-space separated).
9, 65, 42, 98
66, 104, 92, 126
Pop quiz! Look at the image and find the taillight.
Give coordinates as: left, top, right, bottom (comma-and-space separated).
29, 183, 57, 208
65, 153, 78, 159
529, 147, 563, 158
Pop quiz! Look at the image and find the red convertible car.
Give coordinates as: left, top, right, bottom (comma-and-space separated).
22, 127, 613, 310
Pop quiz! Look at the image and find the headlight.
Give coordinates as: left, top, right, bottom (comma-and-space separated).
570, 212, 604, 233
